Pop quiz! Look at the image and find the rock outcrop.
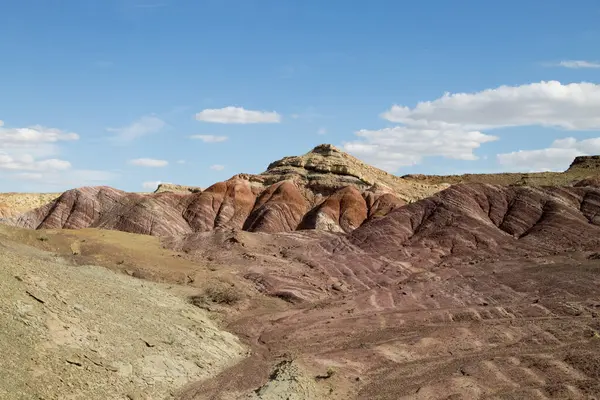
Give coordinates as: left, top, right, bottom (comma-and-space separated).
257, 144, 446, 202
154, 183, 202, 194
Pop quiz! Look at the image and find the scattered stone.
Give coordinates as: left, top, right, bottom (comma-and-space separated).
25, 290, 45, 304
66, 358, 83, 367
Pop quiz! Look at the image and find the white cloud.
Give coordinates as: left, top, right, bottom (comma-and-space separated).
381, 81, 600, 131
129, 158, 168, 167
176, 159, 186, 164
317, 127, 327, 135
344, 126, 497, 171
344, 81, 600, 172
195, 107, 281, 124
0, 125, 79, 143
13, 172, 44, 181
107, 115, 165, 142
209, 164, 225, 171
142, 180, 161, 189
6, 169, 117, 188
497, 137, 600, 171
0, 122, 78, 173
0, 121, 117, 188
189, 134, 228, 143
557, 60, 600, 69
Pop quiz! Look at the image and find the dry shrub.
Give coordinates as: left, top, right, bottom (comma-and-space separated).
191, 282, 242, 306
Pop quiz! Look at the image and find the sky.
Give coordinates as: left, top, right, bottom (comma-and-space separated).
2, 0, 600, 192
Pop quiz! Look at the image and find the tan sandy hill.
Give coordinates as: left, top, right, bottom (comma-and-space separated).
403, 155, 600, 187
0, 226, 244, 400
0, 192, 60, 218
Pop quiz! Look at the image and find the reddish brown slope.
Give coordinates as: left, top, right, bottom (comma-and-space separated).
169, 183, 600, 399
243, 181, 310, 233
94, 191, 193, 236
183, 179, 256, 232
363, 189, 406, 220
345, 183, 600, 266
9, 180, 407, 237
14, 186, 126, 230
299, 186, 368, 233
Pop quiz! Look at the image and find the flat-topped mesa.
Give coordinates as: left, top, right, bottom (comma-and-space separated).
567, 156, 600, 172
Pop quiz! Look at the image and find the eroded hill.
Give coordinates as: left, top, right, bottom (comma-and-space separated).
7, 145, 441, 236
4, 149, 600, 399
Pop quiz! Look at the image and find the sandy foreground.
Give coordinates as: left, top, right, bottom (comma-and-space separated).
0, 237, 245, 400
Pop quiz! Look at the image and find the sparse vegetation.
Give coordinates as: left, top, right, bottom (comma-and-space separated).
191, 281, 242, 306
316, 366, 336, 380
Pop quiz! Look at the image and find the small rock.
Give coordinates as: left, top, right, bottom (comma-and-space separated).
26, 290, 46, 304
66, 358, 82, 367
126, 391, 145, 400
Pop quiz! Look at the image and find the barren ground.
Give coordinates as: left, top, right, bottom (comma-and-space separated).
2, 219, 600, 399
0, 228, 245, 400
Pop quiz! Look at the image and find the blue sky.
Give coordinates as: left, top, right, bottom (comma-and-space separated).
2, 0, 600, 192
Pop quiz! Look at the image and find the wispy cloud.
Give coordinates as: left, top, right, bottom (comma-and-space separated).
196, 107, 281, 124
142, 180, 162, 189
107, 115, 166, 143
189, 134, 229, 143
289, 107, 325, 122
317, 127, 327, 135
209, 164, 225, 171
129, 158, 169, 167
553, 60, 600, 69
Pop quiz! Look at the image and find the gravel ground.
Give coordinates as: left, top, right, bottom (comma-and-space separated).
0, 238, 246, 400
